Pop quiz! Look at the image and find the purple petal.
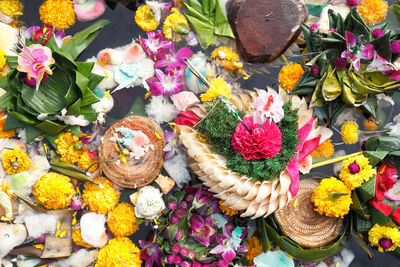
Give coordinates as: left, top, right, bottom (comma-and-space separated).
55, 30, 66, 39
154, 59, 168, 69
149, 82, 164, 96
155, 69, 165, 81
361, 44, 374, 60
353, 58, 361, 71
237, 245, 247, 252
221, 249, 236, 263
164, 131, 175, 141
172, 83, 185, 95
345, 31, 357, 48
162, 2, 173, 12
176, 47, 193, 60
164, 151, 175, 160
390, 71, 400, 80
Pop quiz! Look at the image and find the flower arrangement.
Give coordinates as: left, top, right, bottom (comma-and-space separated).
292, 7, 400, 123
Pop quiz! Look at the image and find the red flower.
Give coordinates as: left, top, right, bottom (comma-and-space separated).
393, 207, 400, 225
375, 162, 398, 201
33, 25, 54, 45
369, 199, 392, 216
231, 117, 282, 160
175, 111, 200, 127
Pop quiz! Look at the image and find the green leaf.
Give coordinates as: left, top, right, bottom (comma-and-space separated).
259, 218, 272, 251
354, 214, 373, 233
6, 56, 18, 69
357, 175, 376, 202
305, 4, 326, 16
25, 125, 42, 143
3, 113, 26, 131
76, 71, 100, 106
45, 35, 60, 53
291, 70, 320, 95
363, 151, 388, 167
322, 68, 342, 101
365, 136, 400, 152
312, 157, 333, 164
75, 62, 94, 77
80, 105, 97, 121
370, 206, 396, 227
214, 0, 235, 39
35, 120, 66, 136
87, 73, 104, 91
0, 92, 12, 109
351, 191, 371, 219
60, 19, 110, 60
370, 32, 392, 61
362, 96, 377, 119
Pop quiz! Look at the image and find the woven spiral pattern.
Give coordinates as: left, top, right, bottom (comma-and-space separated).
274, 179, 343, 248
99, 116, 165, 188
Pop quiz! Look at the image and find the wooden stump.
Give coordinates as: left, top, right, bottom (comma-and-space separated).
228, 0, 308, 63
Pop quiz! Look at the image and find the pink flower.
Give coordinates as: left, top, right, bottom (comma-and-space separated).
372, 29, 383, 39
17, 44, 54, 90
309, 23, 320, 34
341, 31, 374, 71
154, 43, 193, 72
231, 117, 282, 160
139, 31, 172, 59
391, 41, 400, 54
148, 69, 185, 97
251, 88, 284, 125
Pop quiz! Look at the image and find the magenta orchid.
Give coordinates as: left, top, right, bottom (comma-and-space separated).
189, 214, 216, 247
154, 43, 193, 72
383, 61, 400, 80
139, 31, 172, 59
366, 51, 389, 72
17, 44, 55, 90
210, 226, 247, 265
139, 236, 162, 267
251, 88, 284, 125
163, 131, 179, 160
341, 31, 374, 71
148, 69, 185, 97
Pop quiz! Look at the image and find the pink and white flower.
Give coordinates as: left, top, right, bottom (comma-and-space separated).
139, 31, 172, 59
341, 31, 374, 71
17, 44, 55, 90
154, 43, 193, 72
148, 69, 185, 97
251, 88, 284, 124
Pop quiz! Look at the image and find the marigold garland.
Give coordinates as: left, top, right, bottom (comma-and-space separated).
311, 139, 334, 158
0, 0, 23, 19
311, 177, 352, 218
95, 237, 142, 267
39, 0, 76, 30
339, 155, 376, 190
82, 177, 119, 214
1, 148, 30, 174
278, 63, 304, 91
107, 203, 138, 237
55, 132, 84, 164
78, 151, 98, 173
200, 78, 231, 101
357, 0, 388, 26
33, 172, 76, 209
368, 224, 400, 252
210, 46, 249, 78
135, 5, 159, 32
72, 228, 93, 248
0, 113, 15, 138
340, 121, 359, 144
363, 118, 378, 131
0, 49, 8, 77
245, 236, 263, 264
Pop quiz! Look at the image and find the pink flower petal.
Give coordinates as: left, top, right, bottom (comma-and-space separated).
360, 44, 374, 60
176, 47, 193, 60
345, 31, 357, 48
221, 249, 236, 263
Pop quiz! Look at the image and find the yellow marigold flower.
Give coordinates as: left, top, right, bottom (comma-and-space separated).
1, 148, 30, 174
107, 203, 138, 237
135, 5, 159, 32
82, 177, 119, 214
0, 113, 15, 138
358, 0, 388, 26
311, 177, 352, 218
278, 63, 304, 91
72, 228, 93, 248
368, 224, 400, 252
219, 200, 239, 216
311, 139, 334, 158
78, 151, 98, 173
0, 0, 23, 19
339, 155, 376, 190
95, 237, 142, 267
33, 172, 76, 209
55, 132, 84, 164
245, 236, 263, 264
211, 46, 249, 78
39, 0, 76, 30
0, 49, 8, 77
163, 8, 189, 42
363, 117, 378, 131
200, 78, 232, 102
341, 121, 359, 144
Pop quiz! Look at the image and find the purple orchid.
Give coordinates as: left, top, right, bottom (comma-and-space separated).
154, 43, 193, 72
366, 51, 389, 72
139, 237, 162, 267
139, 31, 172, 59
189, 214, 216, 247
341, 31, 374, 71
148, 69, 185, 97
192, 186, 213, 209
210, 226, 247, 264
163, 131, 180, 160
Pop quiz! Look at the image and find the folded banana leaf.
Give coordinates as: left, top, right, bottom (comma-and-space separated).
261, 216, 348, 262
